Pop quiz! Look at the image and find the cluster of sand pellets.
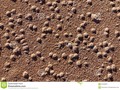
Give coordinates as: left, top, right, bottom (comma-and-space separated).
0, 0, 120, 81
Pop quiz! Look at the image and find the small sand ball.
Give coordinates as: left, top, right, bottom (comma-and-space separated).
6, 11, 11, 17
11, 9, 16, 14
28, 24, 33, 30
22, 45, 29, 51
44, 21, 49, 26
86, 0, 92, 5
66, 43, 72, 49
57, 24, 62, 30
58, 72, 64, 77
0, 23, 4, 29
115, 30, 120, 37
107, 73, 112, 79
74, 38, 80, 44
80, 21, 88, 28
3, 33, 9, 39
92, 46, 98, 53
69, 53, 74, 59
79, 14, 85, 20
86, 12, 91, 17
55, 33, 60, 38
40, 72, 47, 77
77, 34, 83, 40
45, 67, 50, 72
23, 0, 28, 3
99, 42, 103, 47
1, 77, 6, 81
40, 56, 45, 61
97, 52, 102, 58
47, 63, 53, 69
76, 27, 83, 32
103, 32, 109, 37
49, 6, 55, 11
117, 13, 120, 18
111, 64, 116, 70
73, 53, 79, 60
52, 1, 57, 7
89, 36, 95, 42
110, 45, 115, 51
49, 52, 53, 57
67, 59, 73, 64
50, 70, 54, 75
111, 7, 117, 13
91, 13, 101, 22
4, 43, 11, 48
17, 13, 23, 18
30, 5, 37, 11
22, 43, 28, 46
55, 7, 60, 13
46, 1, 52, 6
91, 28, 96, 33
51, 13, 55, 19
22, 71, 29, 78
8, 18, 13, 23
36, 51, 41, 57
87, 42, 94, 49
103, 76, 107, 81
46, 27, 52, 33
16, 34, 25, 41
69, 33, 73, 37
52, 53, 58, 60
71, 7, 77, 13
32, 25, 37, 30
76, 60, 82, 66
109, 2, 115, 7
61, 1, 67, 6
11, 31, 16, 36
68, 0, 73, 5
64, 32, 69, 37
36, 7, 40, 12
10, 55, 16, 61
107, 56, 112, 62
83, 32, 89, 38
36, 37, 42, 43
25, 13, 32, 20
106, 66, 111, 72
72, 46, 79, 53
102, 52, 107, 57
20, 39, 26, 44
19, 29, 25, 34
5, 28, 10, 32
61, 53, 67, 59
83, 40, 87, 45
13, 47, 21, 55
118, 36, 120, 41
102, 41, 108, 47
104, 47, 110, 53
4, 62, 11, 68
84, 62, 89, 67
28, 77, 32, 81
104, 28, 109, 33
31, 53, 37, 60
16, 18, 22, 25
8, 22, 14, 28
41, 33, 46, 38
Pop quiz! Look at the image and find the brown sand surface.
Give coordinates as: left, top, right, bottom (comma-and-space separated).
0, 0, 120, 81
